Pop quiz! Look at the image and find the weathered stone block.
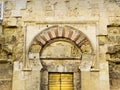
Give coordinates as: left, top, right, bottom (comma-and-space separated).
0, 63, 13, 90
109, 17, 120, 25
107, 45, 120, 54
108, 46, 116, 54
90, 71, 99, 90
109, 62, 120, 90
0, 35, 5, 44
6, 18, 17, 27
98, 35, 107, 45
15, 0, 26, 10
107, 26, 120, 34
0, 63, 13, 79
0, 81, 12, 90
107, 35, 116, 44
11, 10, 21, 17
81, 71, 90, 90
29, 45, 41, 53
5, 1, 14, 10
116, 36, 120, 44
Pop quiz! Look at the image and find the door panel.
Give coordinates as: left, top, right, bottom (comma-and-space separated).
49, 73, 73, 90
61, 75, 73, 90
49, 74, 60, 90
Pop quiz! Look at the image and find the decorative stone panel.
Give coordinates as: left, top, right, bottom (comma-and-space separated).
107, 26, 120, 90
109, 62, 120, 90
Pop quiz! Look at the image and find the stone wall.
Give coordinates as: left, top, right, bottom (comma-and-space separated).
0, 62, 13, 90
109, 62, 120, 90
0, 0, 120, 90
107, 26, 120, 90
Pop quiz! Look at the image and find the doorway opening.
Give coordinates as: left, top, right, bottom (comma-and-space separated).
28, 26, 94, 90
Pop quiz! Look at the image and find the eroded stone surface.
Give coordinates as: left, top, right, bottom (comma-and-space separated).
107, 26, 120, 90
1, 0, 120, 90
109, 62, 120, 90
0, 63, 13, 90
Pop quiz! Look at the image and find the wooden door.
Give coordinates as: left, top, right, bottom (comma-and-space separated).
49, 72, 73, 90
